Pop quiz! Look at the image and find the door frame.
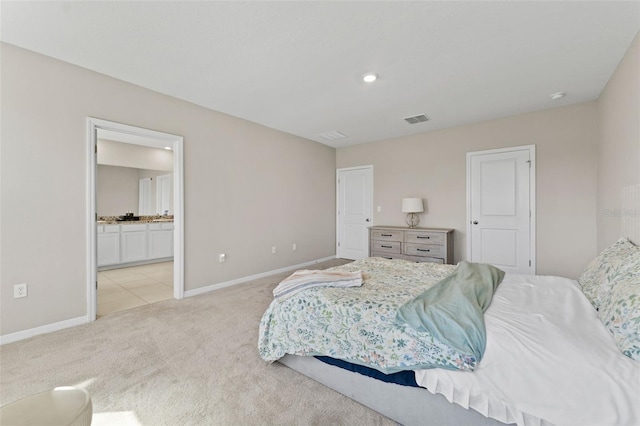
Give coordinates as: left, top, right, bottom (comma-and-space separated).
86, 117, 185, 321
336, 165, 374, 259
466, 145, 536, 273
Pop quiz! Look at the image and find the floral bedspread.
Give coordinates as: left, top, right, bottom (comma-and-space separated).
258, 257, 479, 373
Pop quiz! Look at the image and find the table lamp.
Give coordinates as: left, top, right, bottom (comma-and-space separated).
402, 198, 424, 228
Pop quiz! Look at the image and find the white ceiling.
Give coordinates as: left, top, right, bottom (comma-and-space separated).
2, 1, 639, 148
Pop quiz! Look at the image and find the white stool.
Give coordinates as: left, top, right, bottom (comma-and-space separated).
0, 387, 92, 426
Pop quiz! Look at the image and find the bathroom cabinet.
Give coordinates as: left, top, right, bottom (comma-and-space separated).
97, 222, 173, 268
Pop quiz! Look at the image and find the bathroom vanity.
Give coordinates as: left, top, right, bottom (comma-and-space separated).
97, 220, 174, 269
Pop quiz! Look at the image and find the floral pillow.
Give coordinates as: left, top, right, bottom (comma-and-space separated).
598, 254, 640, 361
578, 238, 639, 310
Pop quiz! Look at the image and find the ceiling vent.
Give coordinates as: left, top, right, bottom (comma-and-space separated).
404, 114, 430, 124
318, 130, 348, 141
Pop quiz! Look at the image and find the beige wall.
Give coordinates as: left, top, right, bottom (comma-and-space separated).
597, 33, 640, 250
337, 102, 599, 278
0, 43, 336, 336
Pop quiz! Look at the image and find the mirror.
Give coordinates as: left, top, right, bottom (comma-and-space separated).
96, 136, 173, 217
97, 165, 172, 216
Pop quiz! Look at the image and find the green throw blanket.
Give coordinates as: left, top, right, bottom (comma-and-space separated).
396, 261, 505, 364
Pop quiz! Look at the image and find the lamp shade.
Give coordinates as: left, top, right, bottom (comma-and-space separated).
402, 198, 424, 213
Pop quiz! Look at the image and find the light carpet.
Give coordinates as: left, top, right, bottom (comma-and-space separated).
0, 259, 394, 426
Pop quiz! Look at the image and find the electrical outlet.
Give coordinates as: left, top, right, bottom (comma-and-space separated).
14, 283, 27, 299
272, 246, 277, 254
219, 253, 226, 263
292, 243, 297, 251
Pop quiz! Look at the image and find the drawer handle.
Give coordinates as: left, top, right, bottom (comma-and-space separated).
381, 245, 393, 248
417, 236, 430, 239
384, 257, 393, 259
417, 248, 431, 252
381, 234, 393, 237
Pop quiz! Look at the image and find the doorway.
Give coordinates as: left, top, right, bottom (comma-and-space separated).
87, 118, 184, 321
336, 166, 373, 260
466, 145, 536, 274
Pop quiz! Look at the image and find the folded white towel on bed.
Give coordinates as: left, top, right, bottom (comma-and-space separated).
273, 269, 363, 300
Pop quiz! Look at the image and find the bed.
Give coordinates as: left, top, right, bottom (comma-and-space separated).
258, 187, 640, 426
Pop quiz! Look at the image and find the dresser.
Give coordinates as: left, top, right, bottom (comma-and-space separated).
369, 226, 454, 264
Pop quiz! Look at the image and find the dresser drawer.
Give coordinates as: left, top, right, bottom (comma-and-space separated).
370, 251, 402, 260
405, 231, 445, 245
404, 243, 445, 258
412, 256, 445, 264
371, 230, 402, 242
371, 241, 401, 254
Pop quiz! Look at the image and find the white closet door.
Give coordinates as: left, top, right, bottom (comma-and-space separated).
468, 147, 534, 274
337, 166, 373, 260
138, 178, 152, 215
156, 174, 172, 215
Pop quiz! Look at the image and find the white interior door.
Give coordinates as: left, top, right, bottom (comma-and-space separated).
138, 178, 152, 215
467, 146, 535, 274
337, 166, 373, 260
156, 174, 172, 215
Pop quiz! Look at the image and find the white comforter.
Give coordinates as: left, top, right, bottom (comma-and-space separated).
415, 274, 640, 426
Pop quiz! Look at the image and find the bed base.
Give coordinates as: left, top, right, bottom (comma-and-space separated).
279, 355, 509, 426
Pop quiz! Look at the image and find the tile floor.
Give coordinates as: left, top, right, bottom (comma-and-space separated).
96, 258, 349, 318
97, 261, 173, 318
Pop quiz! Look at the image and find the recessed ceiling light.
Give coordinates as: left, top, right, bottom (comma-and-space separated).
362, 73, 378, 83
550, 92, 566, 100
164, 146, 173, 150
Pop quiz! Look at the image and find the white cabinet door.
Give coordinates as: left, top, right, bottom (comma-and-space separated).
149, 230, 173, 259
98, 233, 120, 266
121, 231, 148, 263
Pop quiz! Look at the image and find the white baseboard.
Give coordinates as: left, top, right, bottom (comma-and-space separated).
184, 255, 337, 298
0, 315, 88, 345
1, 256, 338, 344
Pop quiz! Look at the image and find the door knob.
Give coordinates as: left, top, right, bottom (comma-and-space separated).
365, 218, 370, 222
472, 221, 478, 225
